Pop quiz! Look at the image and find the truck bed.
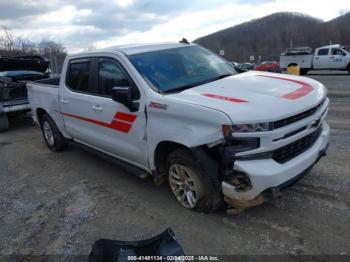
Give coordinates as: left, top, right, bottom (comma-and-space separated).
27, 78, 65, 130
280, 54, 313, 69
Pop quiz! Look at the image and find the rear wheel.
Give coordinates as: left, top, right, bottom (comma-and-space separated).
0, 114, 9, 132
40, 114, 67, 151
300, 69, 308, 75
167, 149, 222, 212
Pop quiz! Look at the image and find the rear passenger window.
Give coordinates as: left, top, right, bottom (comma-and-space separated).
317, 49, 329, 56
98, 58, 130, 96
67, 59, 91, 92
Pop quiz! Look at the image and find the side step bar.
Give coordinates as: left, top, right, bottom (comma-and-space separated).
70, 140, 150, 180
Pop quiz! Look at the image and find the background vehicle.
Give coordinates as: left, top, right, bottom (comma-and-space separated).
238, 62, 255, 71
28, 43, 329, 212
280, 44, 350, 75
255, 61, 281, 73
229, 61, 247, 73
0, 62, 49, 131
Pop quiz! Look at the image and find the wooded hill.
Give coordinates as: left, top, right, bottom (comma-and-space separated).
194, 12, 350, 62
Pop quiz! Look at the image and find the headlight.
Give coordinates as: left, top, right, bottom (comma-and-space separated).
231, 122, 272, 133
223, 137, 260, 160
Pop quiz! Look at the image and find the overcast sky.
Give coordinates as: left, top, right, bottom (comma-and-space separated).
0, 0, 349, 53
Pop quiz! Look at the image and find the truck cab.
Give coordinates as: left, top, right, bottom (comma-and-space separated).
313, 45, 349, 70
28, 43, 330, 212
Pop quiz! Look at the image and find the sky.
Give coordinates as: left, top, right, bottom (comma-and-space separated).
0, 0, 349, 53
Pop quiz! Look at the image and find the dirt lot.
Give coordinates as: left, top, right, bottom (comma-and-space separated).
0, 71, 349, 260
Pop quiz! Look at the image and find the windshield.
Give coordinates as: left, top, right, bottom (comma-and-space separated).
128, 46, 236, 93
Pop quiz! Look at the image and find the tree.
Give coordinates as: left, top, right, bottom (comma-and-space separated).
0, 27, 14, 51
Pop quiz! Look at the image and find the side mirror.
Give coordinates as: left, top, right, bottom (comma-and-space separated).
111, 86, 139, 112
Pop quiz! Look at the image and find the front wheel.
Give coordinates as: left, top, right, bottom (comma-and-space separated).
167, 149, 222, 212
40, 114, 67, 151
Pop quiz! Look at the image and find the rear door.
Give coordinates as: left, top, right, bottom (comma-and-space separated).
59, 56, 149, 170
313, 48, 330, 69
329, 48, 347, 69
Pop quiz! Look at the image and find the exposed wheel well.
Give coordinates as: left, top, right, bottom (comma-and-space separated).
36, 108, 47, 125
154, 141, 191, 175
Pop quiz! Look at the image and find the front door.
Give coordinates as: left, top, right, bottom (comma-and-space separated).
329, 48, 347, 69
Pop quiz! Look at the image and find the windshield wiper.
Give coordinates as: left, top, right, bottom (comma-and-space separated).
163, 74, 233, 94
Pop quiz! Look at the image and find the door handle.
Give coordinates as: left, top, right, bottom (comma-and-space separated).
60, 98, 69, 104
92, 105, 103, 112
315, 57, 319, 60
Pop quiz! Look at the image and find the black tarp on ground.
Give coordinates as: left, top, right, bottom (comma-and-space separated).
89, 228, 185, 262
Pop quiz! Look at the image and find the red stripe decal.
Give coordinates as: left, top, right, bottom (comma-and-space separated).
114, 112, 137, 123
280, 85, 314, 100
202, 93, 247, 103
61, 112, 135, 133
257, 75, 314, 100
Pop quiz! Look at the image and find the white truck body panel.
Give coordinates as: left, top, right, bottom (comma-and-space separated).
280, 54, 313, 69
28, 43, 330, 206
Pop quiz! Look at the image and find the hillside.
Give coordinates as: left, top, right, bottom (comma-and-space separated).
194, 12, 350, 62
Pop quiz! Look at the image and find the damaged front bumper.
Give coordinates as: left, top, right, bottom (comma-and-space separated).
222, 122, 330, 210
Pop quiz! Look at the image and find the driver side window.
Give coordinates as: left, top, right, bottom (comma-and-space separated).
98, 58, 130, 96
331, 49, 344, 56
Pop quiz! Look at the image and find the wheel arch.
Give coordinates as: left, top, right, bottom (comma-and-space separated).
36, 107, 48, 125
154, 141, 192, 176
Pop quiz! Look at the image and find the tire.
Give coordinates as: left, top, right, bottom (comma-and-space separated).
166, 149, 222, 212
300, 69, 308, 75
0, 114, 9, 132
40, 114, 67, 151
347, 64, 350, 75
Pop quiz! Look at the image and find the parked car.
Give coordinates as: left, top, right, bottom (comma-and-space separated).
229, 62, 247, 73
239, 62, 255, 71
280, 44, 350, 75
255, 61, 281, 73
0, 65, 49, 131
28, 43, 329, 212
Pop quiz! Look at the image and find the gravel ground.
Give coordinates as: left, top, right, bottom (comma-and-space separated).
0, 72, 349, 261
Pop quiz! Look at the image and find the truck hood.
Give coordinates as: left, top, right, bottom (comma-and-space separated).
167, 71, 326, 123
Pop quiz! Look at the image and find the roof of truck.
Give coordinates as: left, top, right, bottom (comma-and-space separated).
317, 44, 343, 49
79, 43, 194, 56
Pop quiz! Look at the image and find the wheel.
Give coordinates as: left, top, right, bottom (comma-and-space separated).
300, 69, 308, 75
347, 64, 350, 75
0, 114, 9, 132
166, 149, 222, 212
40, 114, 67, 151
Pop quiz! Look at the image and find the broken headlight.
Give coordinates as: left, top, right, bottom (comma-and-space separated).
223, 137, 260, 162
231, 122, 272, 132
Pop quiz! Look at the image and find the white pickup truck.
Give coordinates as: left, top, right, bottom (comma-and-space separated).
280, 44, 350, 75
28, 43, 330, 212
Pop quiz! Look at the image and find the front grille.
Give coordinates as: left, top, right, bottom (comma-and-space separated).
273, 99, 325, 129
0, 83, 27, 101
273, 126, 322, 163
